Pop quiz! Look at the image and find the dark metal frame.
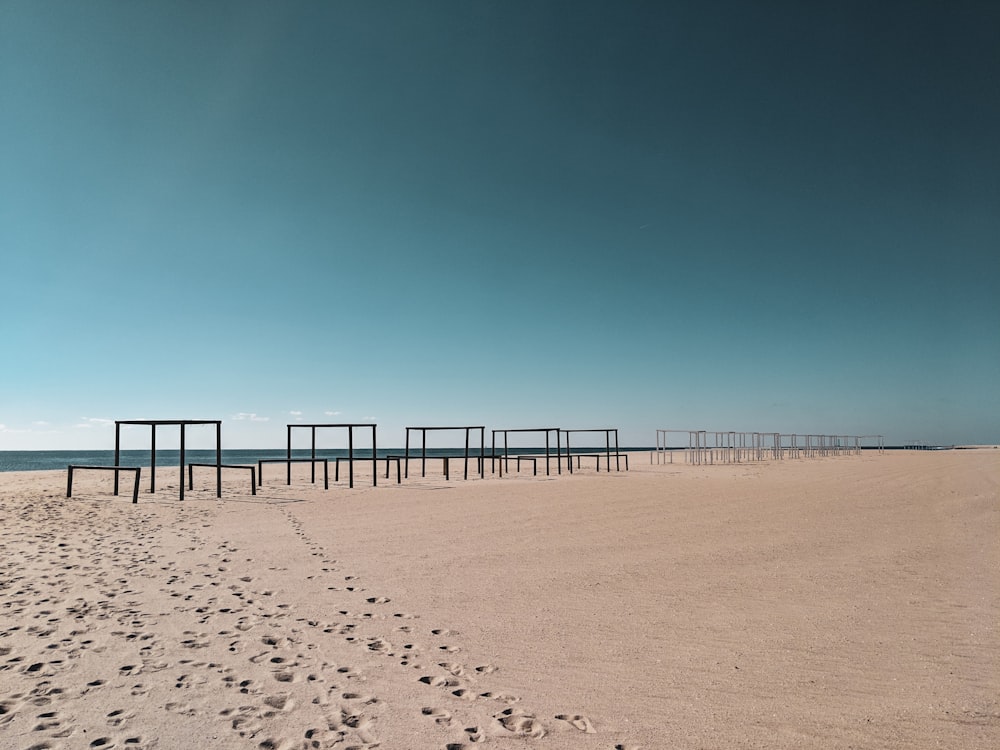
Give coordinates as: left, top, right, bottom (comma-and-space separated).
188, 463, 256, 495
114, 420, 222, 500
287, 424, 377, 488
404, 426, 486, 480
67, 465, 141, 503
258, 458, 329, 489
491, 428, 562, 475
560, 428, 623, 473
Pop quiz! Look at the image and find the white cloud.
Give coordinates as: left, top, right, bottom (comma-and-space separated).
232, 412, 269, 422
75, 417, 113, 429
324, 410, 341, 416
33, 420, 50, 427
289, 410, 303, 416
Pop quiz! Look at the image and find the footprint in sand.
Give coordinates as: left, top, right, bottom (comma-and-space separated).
341, 691, 378, 705
495, 708, 546, 738
256, 737, 298, 750
32, 709, 66, 732
464, 726, 486, 743
421, 706, 453, 726
366, 637, 392, 654
555, 713, 597, 733
105, 708, 136, 727
261, 692, 295, 716
438, 661, 466, 677
0, 698, 20, 725
479, 691, 520, 704
419, 675, 460, 688
164, 701, 197, 717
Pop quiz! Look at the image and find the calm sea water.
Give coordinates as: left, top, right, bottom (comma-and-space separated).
0, 448, 653, 472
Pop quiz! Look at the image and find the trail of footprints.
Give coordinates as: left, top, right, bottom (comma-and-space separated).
1, 485, 606, 749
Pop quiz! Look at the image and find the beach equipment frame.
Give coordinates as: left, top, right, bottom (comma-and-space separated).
404, 426, 486, 480
287, 423, 377, 488
655, 429, 881, 464
258, 458, 329, 489
67, 464, 141, 503
492, 428, 563, 475
188, 463, 256, 495
560, 428, 623, 473
115, 419, 222, 500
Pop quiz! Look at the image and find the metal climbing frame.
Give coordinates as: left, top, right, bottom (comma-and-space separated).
404, 426, 486, 480
287, 423, 377, 488
114, 419, 222, 501
491, 428, 562, 475
561, 428, 623, 473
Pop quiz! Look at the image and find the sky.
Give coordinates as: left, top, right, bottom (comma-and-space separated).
1, 1, 998, 450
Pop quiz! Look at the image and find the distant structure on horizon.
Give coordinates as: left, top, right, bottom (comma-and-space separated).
654, 429, 884, 464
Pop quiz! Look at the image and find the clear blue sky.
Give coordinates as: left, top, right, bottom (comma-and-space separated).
2, 1, 998, 450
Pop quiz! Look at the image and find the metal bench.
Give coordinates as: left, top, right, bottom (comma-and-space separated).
515, 455, 538, 475
187, 463, 257, 495
384, 454, 500, 483
565, 453, 629, 472
67, 465, 141, 504
257, 458, 329, 489
330, 456, 383, 485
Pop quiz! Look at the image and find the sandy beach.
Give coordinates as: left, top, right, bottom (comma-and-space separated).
1, 450, 997, 749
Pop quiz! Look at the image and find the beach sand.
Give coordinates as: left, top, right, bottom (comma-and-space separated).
1, 450, 997, 749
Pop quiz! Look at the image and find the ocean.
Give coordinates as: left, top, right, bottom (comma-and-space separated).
0, 448, 652, 473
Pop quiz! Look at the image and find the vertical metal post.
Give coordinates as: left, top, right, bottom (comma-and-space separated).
421, 429, 427, 478
566, 431, 573, 474
179, 424, 185, 501
371, 425, 377, 488
311, 425, 317, 484
287, 424, 292, 485
348, 425, 354, 489
404, 427, 411, 479
464, 428, 470, 480
114, 423, 121, 496
557, 429, 562, 474
545, 431, 550, 476
150, 424, 157, 493
216, 421, 222, 498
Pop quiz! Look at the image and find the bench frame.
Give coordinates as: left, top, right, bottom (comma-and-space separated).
188, 463, 257, 495
67, 465, 141, 503
257, 458, 329, 489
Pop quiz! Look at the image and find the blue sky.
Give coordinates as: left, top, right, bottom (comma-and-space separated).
2, 1, 998, 450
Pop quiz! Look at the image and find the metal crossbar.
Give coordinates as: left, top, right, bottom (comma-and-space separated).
67, 465, 141, 504
187, 463, 256, 496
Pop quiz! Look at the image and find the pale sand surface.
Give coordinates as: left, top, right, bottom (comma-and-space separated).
1, 451, 997, 749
